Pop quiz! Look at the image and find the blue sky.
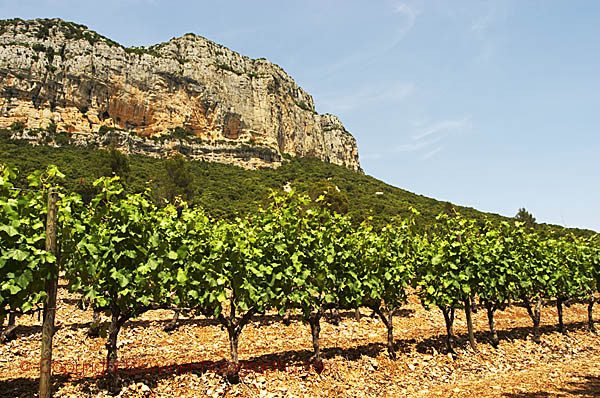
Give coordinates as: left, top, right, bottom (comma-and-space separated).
2, 0, 599, 231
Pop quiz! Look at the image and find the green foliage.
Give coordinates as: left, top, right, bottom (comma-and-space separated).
4, 42, 30, 48
124, 46, 161, 58
515, 207, 536, 230
259, 191, 357, 318
54, 132, 69, 146
98, 125, 120, 135
294, 100, 314, 113
322, 125, 353, 136
0, 140, 596, 238
66, 177, 170, 316
307, 181, 349, 215
0, 164, 64, 323
167, 206, 212, 310
249, 191, 316, 317
31, 43, 47, 52
0, 18, 23, 35
2, 161, 600, 389
513, 230, 554, 302
214, 62, 243, 76
46, 122, 57, 135
169, 126, 195, 141
155, 155, 195, 203
474, 221, 523, 307
104, 147, 130, 183
9, 122, 25, 134
416, 213, 478, 311
356, 212, 417, 311
546, 237, 595, 301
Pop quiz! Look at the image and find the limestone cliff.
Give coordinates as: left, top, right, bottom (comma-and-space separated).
0, 18, 361, 170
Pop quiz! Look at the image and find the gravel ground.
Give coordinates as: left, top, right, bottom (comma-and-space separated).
1, 283, 599, 397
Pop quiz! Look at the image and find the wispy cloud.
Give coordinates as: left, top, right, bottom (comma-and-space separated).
320, 2, 420, 76
317, 81, 414, 112
412, 116, 471, 140
423, 146, 444, 160
393, 116, 472, 155
392, 2, 420, 22
395, 134, 444, 152
471, 13, 493, 37
469, 3, 510, 65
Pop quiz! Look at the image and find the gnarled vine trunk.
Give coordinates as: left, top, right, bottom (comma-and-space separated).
330, 306, 340, 326
226, 325, 241, 383
464, 297, 478, 353
485, 302, 499, 347
440, 306, 455, 354
218, 300, 257, 384
88, 308, 101, 338
557, 297, 566, 334
371, 305, 396, 359
308, 308, 324, 372
385, 308, 395, 359
282, 309, 292, 326
524, 297, 543, 343
1, 312, 17, 343
588, 297, 596, 333
164, 309, 180, 332
105, 306, 128, 395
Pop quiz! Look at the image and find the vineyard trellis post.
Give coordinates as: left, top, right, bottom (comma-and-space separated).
39, 187, 58, 398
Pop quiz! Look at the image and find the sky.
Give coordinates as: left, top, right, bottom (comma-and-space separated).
2, 0, 599, 231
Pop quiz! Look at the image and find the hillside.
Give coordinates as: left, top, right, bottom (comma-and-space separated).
0, 18, 359, 170
0, 17, 594, 236
0, 135, 595, 237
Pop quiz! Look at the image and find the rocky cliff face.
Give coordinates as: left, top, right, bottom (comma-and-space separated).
0, 18, 361, 170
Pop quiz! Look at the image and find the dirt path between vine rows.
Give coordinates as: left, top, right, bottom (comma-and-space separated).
0, 283, 599, 397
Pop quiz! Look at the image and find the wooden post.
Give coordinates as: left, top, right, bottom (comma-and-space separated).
39, 188, 58, 398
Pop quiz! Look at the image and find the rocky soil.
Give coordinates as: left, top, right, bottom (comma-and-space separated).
1, 282, 599, 397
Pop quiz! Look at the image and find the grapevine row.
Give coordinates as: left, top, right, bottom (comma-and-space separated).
1, 164, 599, 394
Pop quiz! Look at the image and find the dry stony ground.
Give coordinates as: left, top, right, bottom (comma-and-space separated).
1, 282, 599, 398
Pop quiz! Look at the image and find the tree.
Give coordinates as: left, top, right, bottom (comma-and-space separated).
157, 155, 195, 203
443, 201, 458, 217
104, 147, 130, 183
515, 208, 536, 229
307, 181, 349, 215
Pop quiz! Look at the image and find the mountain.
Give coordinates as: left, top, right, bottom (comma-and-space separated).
0, 18, 360, 170
0, 18, 595, 237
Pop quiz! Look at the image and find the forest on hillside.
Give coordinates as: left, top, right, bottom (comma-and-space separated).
0, 133, 595, 237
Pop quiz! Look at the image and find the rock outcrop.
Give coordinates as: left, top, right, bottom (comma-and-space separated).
0, 18, 361, 170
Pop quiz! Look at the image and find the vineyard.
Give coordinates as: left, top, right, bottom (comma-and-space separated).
1, 163, 600, 397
